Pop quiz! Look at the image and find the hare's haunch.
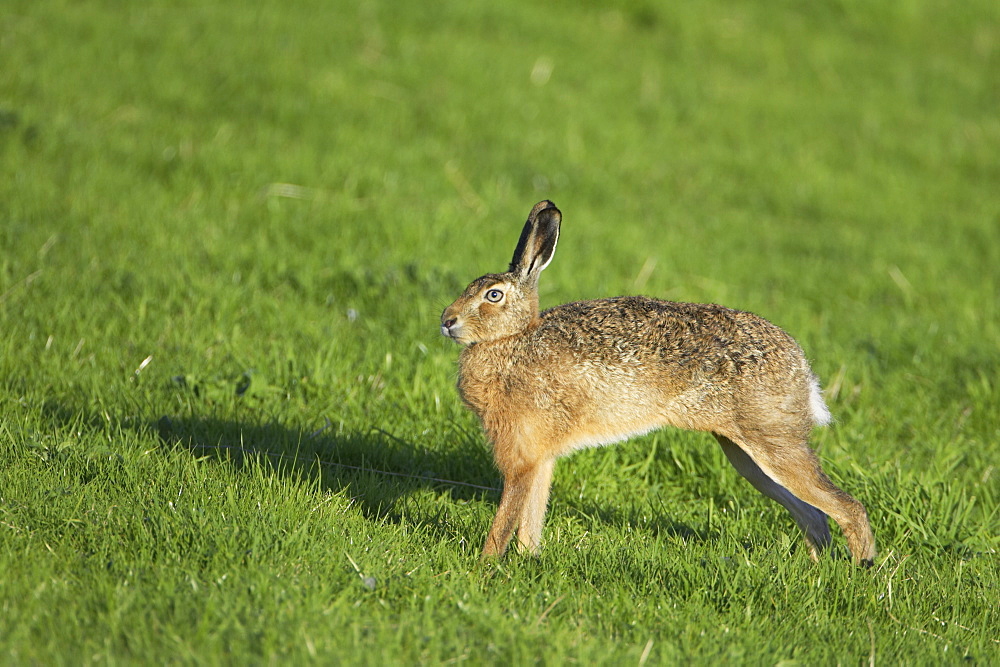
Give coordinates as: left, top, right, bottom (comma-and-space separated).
441, 201, 875, 565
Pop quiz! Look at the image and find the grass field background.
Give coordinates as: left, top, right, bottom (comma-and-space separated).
2, 0, 998, 663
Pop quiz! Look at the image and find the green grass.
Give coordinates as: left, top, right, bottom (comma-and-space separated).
2, 0, 998, 663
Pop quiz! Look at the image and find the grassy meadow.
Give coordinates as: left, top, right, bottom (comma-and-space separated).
2, 0, 999, 663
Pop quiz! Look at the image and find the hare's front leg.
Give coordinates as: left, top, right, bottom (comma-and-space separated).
482, 459, 554, 558
515, 458, 555, 555
482, 468, 531, 558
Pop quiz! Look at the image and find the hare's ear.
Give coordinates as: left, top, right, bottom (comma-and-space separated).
509, 200, 561, 282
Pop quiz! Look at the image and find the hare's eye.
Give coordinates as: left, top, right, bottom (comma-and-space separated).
484, 289, 504, 303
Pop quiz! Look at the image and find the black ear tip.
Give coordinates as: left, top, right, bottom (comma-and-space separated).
529, 200, 559, 217
510, 200, 562, 276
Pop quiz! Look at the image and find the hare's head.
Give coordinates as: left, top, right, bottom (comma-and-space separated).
441, 201, 561, 345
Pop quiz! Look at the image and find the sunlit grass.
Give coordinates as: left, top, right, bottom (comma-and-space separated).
2, 0, 998, 663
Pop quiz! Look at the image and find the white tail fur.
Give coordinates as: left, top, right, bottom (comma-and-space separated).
809, 376, 832, 427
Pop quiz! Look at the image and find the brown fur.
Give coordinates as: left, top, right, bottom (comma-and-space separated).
441, 201, 875, 565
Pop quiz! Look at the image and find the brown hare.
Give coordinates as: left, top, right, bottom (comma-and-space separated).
441, 201, 875, 565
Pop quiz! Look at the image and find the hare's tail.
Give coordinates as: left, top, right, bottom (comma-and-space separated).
809, 375, 833, 427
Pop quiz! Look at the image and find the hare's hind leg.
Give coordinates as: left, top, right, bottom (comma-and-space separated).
483, 460, 553, 558
715, 434, 831, 560
722, 433, 875, 565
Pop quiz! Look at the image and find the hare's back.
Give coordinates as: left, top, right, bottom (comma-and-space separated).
537, 296, 806, 375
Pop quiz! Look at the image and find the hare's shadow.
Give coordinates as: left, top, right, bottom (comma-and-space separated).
154, 413, 496, 525
34, 399, 709, 549
152, 412, 708, 548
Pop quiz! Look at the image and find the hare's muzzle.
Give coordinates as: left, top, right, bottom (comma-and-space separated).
441, 316, 459, 340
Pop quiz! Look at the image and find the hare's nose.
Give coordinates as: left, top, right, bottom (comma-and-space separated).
442, 318, 457, 329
